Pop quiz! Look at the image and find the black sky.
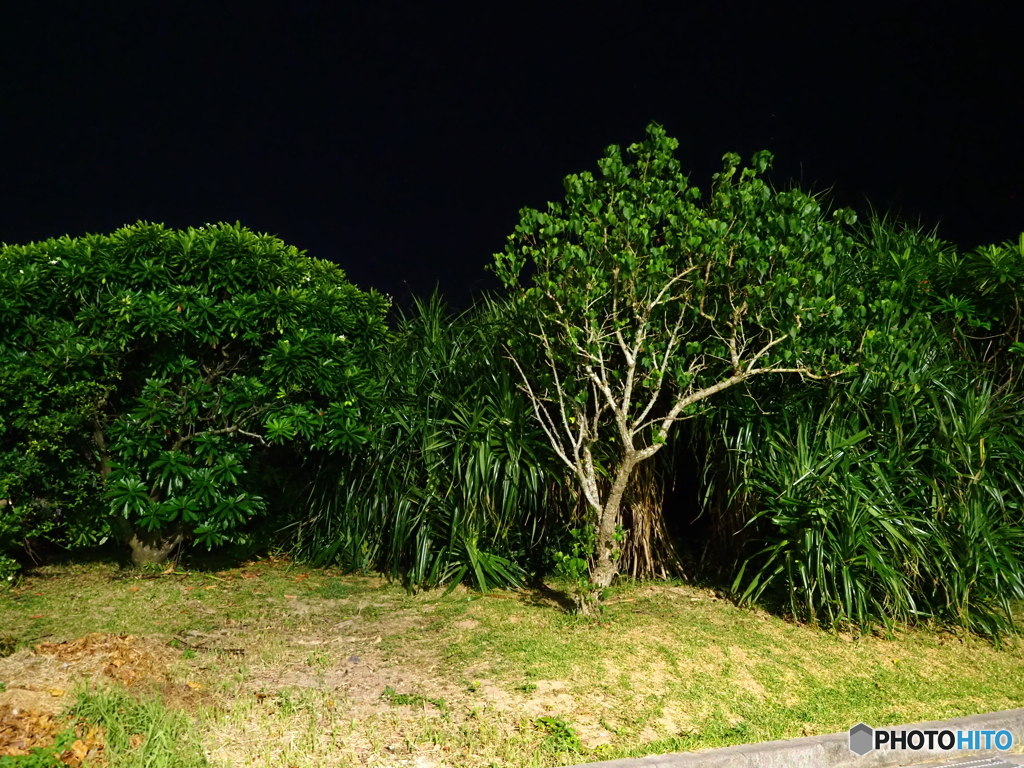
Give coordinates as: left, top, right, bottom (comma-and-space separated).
2, 3, 1021, 309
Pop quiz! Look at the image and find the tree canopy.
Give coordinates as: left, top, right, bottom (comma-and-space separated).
0, 221, 390, 564
494, 123, 873, 607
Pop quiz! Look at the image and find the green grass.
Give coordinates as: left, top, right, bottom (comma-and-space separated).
68, 686, 208, 768
3, 558, 1024, 767
381, 685, 450, 713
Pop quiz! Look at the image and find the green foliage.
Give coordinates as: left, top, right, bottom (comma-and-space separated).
0, 372, 108, 559
290, 293, 565, 591
492, 122, 872, 597
551, 526, 596, 591
0, 729, 76, 767
68, 686, 208, 768
0, 221, 389, 560
0, 555, 18, 589
493, 123, 867, 436
535, 716, 582, 753
714, 217, 1024, 636
0, 729, 75, 768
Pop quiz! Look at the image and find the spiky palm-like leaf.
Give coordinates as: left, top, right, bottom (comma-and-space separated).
288, 293, 565, 591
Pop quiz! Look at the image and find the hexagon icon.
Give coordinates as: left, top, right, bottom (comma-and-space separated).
849, 723, 874, 756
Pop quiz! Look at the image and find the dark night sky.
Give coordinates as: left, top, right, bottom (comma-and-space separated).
1, 3, 1021, 310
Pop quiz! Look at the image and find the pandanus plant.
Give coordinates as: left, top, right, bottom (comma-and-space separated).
289, 293, 567, 591
712, 216, 1024, 637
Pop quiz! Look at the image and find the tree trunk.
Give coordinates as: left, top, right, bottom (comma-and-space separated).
126, 529, 183, 566
116, 516, 183, 566
578, 456, 638, 613
93, 418, 112, 482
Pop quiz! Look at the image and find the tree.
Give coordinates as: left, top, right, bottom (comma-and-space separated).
493, 123, 868, 610
0, 222, 389, 565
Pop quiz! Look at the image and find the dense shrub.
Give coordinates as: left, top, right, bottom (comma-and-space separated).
704, 220, 1024, 635
0, 222, 389, 566
289, 294, 567, 590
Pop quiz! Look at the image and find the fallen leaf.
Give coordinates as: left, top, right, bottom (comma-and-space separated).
203, 585, 217, 590
186, 681, 203, 690
284, 594, 297, 599
128, 586, 140, 592
70, 740, 89, 762
48, 688, 65, 697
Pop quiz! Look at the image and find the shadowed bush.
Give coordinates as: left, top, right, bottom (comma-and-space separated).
702, 216, 1024, 637
288, 294, 568, 591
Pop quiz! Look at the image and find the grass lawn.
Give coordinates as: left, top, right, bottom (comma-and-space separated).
2, 556, 1024, 767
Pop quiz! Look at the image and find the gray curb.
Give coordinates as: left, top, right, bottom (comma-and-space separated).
566, 708, 1024, 768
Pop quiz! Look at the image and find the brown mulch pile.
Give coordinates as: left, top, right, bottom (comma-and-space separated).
0, 633, 182, 764
34, 633, 167, 687
0, 704, 105, 765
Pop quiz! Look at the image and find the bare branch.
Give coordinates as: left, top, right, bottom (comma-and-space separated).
506, 349, 578, 476
170, 424, 266, 453
743, 331, 789, 372
631, 305, 687, 434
